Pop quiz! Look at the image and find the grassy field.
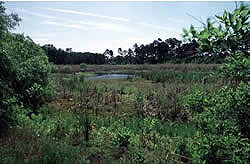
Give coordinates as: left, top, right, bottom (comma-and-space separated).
1, 64, 224, 163
55, 63, 219, 74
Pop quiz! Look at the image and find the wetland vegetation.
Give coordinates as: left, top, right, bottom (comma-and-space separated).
0, 2, 249, 163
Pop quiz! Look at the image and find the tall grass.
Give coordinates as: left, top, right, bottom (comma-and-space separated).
1, 64, 223, 163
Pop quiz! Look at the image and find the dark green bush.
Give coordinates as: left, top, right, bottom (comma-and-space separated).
186, 82, 250, 163
80, 63, 87, 71
219, 52, 250, 84
40, 142, 85, 164
63, 66, 71, 73
0, 33, 51, 125
183, 3, 250, 162
184, 90, 210, 113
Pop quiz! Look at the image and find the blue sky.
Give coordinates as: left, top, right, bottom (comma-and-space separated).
5, 1, 243, 54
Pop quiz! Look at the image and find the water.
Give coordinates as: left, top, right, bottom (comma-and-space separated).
88, 74, 133, 80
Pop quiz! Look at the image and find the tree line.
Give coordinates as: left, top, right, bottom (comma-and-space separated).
42, 38, 205, 65
42, 44, 106, 65
111, 38, 199, 64
43, 30, 241, 65
42, 2, 250, 66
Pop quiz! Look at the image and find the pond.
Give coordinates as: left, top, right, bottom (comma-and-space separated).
88, 74, 133, 80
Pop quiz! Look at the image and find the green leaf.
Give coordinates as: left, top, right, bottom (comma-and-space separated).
182, 28, 190, 38
240, 10, 248, 17
229, 13, 237, 24
190, 25, 197, 36
199, 30, 209, 40
215, 15, 223, 21
223, 10, 227, 19
233, 8, 241, 17
236, 20, 242, 31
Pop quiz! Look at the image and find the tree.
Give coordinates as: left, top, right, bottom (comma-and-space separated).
183, 3, 250, 59
0, 2, 51, 132
103, 49, 114, 64
0, 2, 21, 37
42, 45, 106, 65
183, 3, 250, 162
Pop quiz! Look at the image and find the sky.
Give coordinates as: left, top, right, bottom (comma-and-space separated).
5, 1, 243, 54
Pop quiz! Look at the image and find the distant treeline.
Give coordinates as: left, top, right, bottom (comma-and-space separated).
42, 45, 106, 64
42, 37, 225, 65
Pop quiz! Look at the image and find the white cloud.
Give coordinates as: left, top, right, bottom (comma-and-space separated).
43, 8, 129, 22
13, 8, 133, 32
14, 8, 56, 19
42, 21, 84, 30
166, 17, 185, 24
76, 21, 135, 33
42, 19, 134, 33
137, 22, 177, 31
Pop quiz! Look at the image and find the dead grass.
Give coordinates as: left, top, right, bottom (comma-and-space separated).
55, 64, 219, 74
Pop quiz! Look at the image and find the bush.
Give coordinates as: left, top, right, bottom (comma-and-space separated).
190, 134, 249, 163
0, 33, 51, 129
50, 63, 57, 73
186, 83, 250, 163
184, 90, 210, 113
25, 83, 45, 114
182, 4, 250, 162
63, 65, 71, 73
80, 63, 87, 71
40, 142, 84, 163
219, 52, 250, 84
0, 96, 19, 134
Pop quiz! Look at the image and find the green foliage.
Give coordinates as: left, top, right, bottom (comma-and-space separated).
219, 52, 250, 83
1, 2, 249, 163
0, 2, 51, 130
40, 142, 85, 164
0, 2, 21, 36
25, 83, 46, 113
92, 120, 132, 148
42, 44, 106, 65
185, 82, 250, 162
183, 3, 250, 58
78, 114, 91, 143
190, 134, 249, 163
90, 116, 195, 162
63, 65, 71, 73
24, 114, 81, 141
139, 70, 210, 83
0, 33, 51, 124
113, 124, 132, 148
182, 4, 250, 162
0, 131, 86, 163
80, 63, 87, 71
0, 96, 19, 133
233, 82, 250, 138
184, 90, 210, 113
50, 63, 57, 73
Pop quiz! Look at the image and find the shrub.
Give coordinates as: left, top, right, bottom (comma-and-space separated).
0, 96, 19, 134
186, 83, 250, 163
183, 3, 250, 162
183, 3, 250, 59
50, 63, 57, 73
184, 90, 210, 113
63, 65, 71, 73
25, 83, 45, 114
0, 33, 51, 129
219, 52, 250, 84
80, 63, 87, 71
40, 142, 84, 163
